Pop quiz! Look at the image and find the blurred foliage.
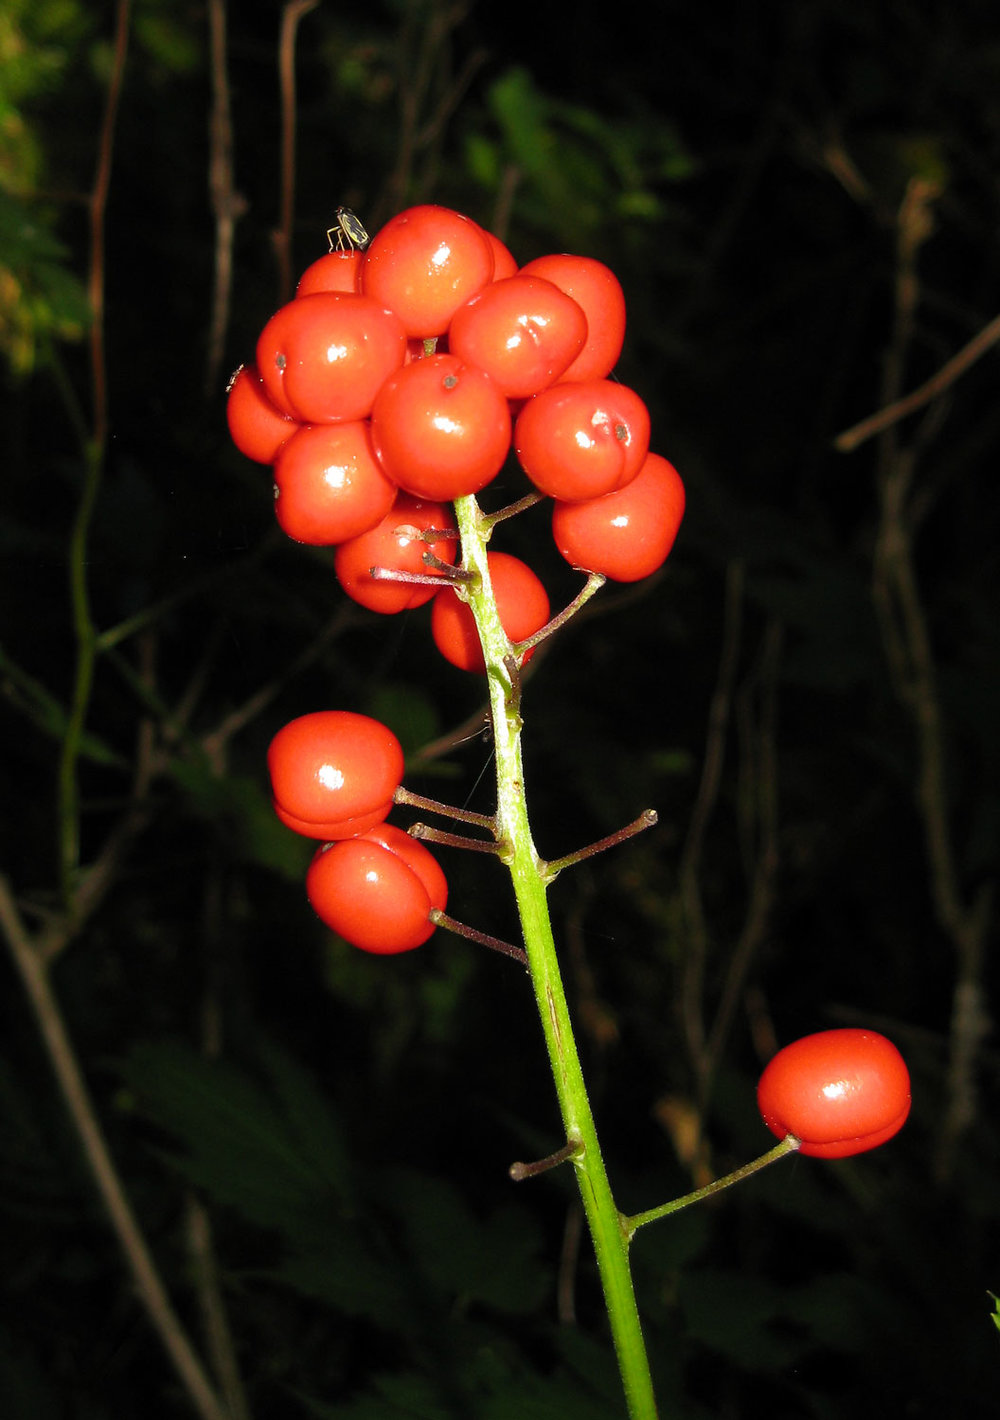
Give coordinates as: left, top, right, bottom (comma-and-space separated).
1, 0, 999, 1418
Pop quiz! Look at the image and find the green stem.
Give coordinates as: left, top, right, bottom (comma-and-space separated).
452, 495, 659, 1420
623, 1135, 800, 1240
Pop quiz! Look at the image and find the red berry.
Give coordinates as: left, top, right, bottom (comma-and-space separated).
334, 494, 457, 613
448, 274, 588, 399
551, 452, 685, 582
370, 352, 511, 500
514, 379, 650, 501
483, 230, 519, 280
272, 421, 397, 545
295, 249, 363, 296
267, 711, 403, 839
256, 292, 407, 423
757, 1029, 911, 1159
431, 551, 550, 673
226, 363, 299, 463
306, 823, 447, 953
360, 204, 495, 338
518, 254, 625, 382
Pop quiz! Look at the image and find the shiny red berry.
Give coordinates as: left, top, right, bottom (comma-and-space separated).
551, 452, 685, 582
256, 292, 407, 424
360, 204, 495, 338
514, 379, 650, 501
306, 823, 447, 953
226, 363, 299, 463
370, 353, 511, 500
272, 421, 397, 545
448, 274, 588, 399
517, 253, 625, 382
757, 1029, 911, 1159
267, 711, 403, 840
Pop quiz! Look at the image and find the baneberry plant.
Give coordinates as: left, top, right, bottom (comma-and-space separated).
231, 202, 911, 1419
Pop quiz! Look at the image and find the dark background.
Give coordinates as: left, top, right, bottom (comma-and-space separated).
1, 1, 998, 1416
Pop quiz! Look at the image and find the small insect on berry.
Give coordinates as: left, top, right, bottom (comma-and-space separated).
327, 206, 371, 252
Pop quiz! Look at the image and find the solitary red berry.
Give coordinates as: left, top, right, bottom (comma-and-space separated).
757, 1028, 911, 1159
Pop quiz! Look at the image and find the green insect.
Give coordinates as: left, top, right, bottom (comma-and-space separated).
327, 206, 371, 253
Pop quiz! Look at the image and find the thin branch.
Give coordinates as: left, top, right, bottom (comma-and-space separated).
58, 0, 132, 905
275, 0, 319, 302
429, 908, 528, 965
408, 822, 507, 855
678, 560, 745, 1080
834, 307, 1000, 454
0, 881, 230, 1420
393, 786, 497, 830
542, 810, 658, 882
87, 0, 130, 451
702, 622, 782, 1090
205, 0, 246, 394
865, 177, 992, 1181
186, 1196, 252, 1420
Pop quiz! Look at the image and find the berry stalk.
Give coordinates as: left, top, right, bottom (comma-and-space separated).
452, 493, 659, 1420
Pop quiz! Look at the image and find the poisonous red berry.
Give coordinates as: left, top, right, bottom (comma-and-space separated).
518, 253, 626, 382
551, 452, 685, 582
431, 551, 550, 673
370, 352, 511, 500
267, 711, 404, 840
514, 379, 650, 502
448, 274, 588, 399
226, 363, 299, 463
256, 292, 407, 423
271, 421, 397, 546
360, 204, 495, 338
483, 229, 519, 280
334, 494, 457, 614
757, 1029, 911, 1159
306, 823, 447, 953
295, 249, 363, 296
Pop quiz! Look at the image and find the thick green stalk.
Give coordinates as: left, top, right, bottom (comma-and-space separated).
452, 495, 658, 1419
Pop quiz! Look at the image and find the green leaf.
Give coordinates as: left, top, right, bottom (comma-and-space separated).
678, 1267, 802, 1372
295, 1371, 454, 1419
0, 191, 90, 372
168, 758, 312, 880
367, 681, 442, 759
463, 133, 501, 189
377, 1168, 549, 1315
267, 1226, 414, 1332
789, 1271, 896, 1354
118, 1038, 352, 1232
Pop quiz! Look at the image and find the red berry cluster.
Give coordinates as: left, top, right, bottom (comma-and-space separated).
231, 203, 687, 950
228, 204, 686, 658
